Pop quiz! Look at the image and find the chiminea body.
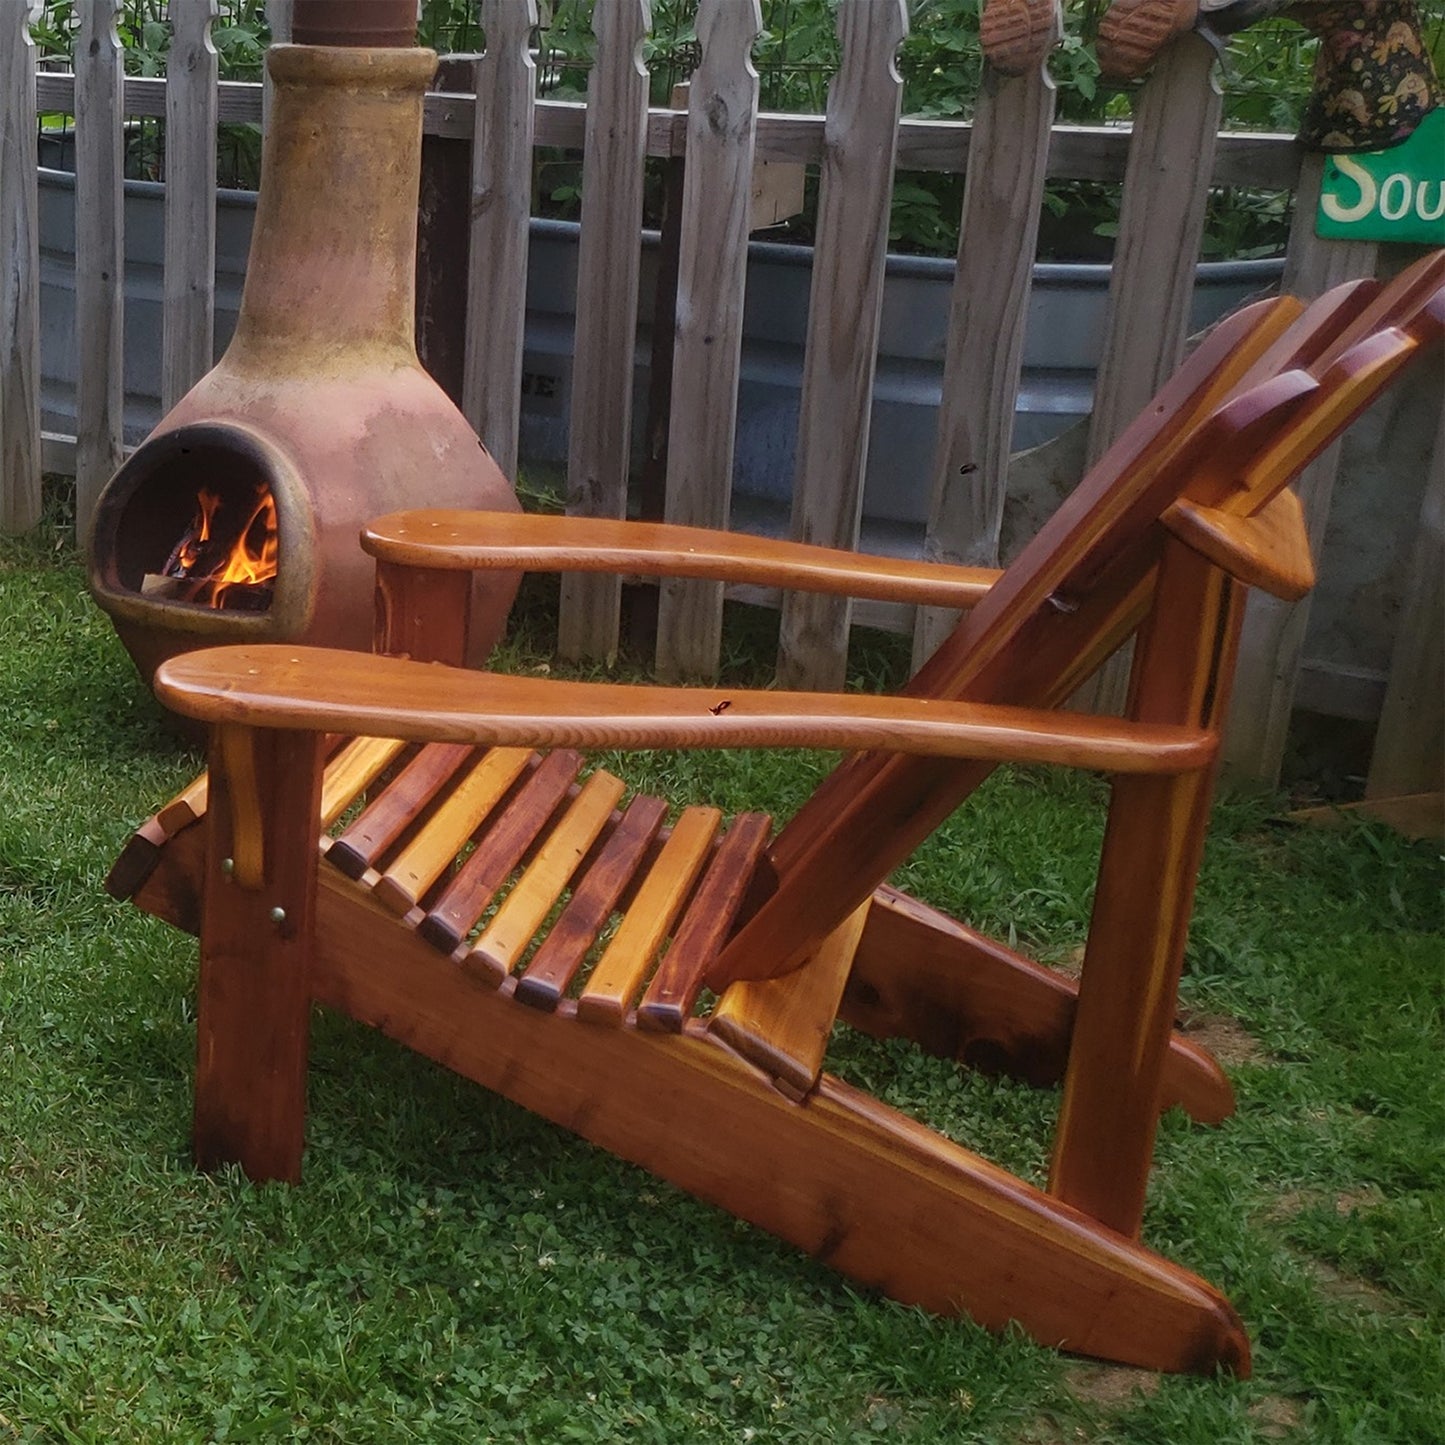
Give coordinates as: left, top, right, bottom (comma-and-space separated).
89, 43, 519, 684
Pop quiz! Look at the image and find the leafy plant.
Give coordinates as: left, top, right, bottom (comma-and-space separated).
31, 0, 1443, 257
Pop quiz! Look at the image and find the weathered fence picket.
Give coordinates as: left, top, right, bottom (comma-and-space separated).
0, 0, 41, 533
557, 0, 653, 664
655, 0, 762, 680
74, 0, 125, 537
3, 5, 1441, 799
162, 0, 219, 414
775, 0, 907, 692
912, 11, 1059, 669
1366, 410, 1444, 801
1222, 153, 1382, 781
462, 0, 536, 481
1076, 34, 1224, 713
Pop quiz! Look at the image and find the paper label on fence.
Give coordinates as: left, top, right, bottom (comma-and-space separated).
1316, 109, 1445, 246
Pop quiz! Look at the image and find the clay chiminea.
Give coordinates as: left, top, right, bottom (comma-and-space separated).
88, 3, 519, 684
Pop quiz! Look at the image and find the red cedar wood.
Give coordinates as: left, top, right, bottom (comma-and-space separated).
193, 726, 324, 1183
513, 793, 670, 1012
134, 827, 1250, 1376
417, 749, 582, 954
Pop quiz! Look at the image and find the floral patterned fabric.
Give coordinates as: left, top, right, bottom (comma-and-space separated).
1283, 1, 1442, 151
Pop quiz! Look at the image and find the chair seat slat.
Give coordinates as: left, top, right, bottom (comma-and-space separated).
576, 806, 722, 1027
514, 794, 669, 1012
418, 749, 583, 953
639, 811, 773, 1032
319, 735, 409, 828
372, 747, 534, 914
465, 769, 628, 985
327, 742, 475, 879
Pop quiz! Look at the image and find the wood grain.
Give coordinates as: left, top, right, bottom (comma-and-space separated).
721, 298, 1300, 982
466, 768, 627, 985
711, 900, 870, 1099
419, 749, 581, 953
153, 644, 1221, 775
844, 886, 1235, 1124
0, 1, 41, 532
327, 742, 475, 881
161, 0, 218, 413
1222, 155, 1381, 784
135, 826, 1252, 1375
372, 747, 532, 914
364, 509, 999, 608
641, 810, 772, 1028
1164, 490, 1315, 601
557, 0, 652, 664
576, 804, 720, 1026
516, 793, 669, 1012
374, 562, 474, 667
1050, 541, 1242, 1237
193, 725, 323, 1182
914, 41, 1056, 668
1077, 34, 1223, 715
74, 0, 125, 538
776, 0, 907, 691
655, 0, 762, 680
1366, 406, 1444, 799
1085, 36, 1223, 467
31, 71, 1306, 191
319, 736, 407, 827
462, 0, 537, 477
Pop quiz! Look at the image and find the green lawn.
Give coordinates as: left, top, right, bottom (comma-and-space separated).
2, 509, 1442, 1444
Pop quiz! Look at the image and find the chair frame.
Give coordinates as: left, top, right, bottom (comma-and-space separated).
109, 255, 1445, 1377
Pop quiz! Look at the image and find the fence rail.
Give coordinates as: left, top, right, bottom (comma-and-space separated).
2, 0, 1440, 796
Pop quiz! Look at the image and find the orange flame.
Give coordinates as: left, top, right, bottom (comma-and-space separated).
207, 489, 279, 608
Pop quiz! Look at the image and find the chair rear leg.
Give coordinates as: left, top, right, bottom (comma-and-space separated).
1050, 541, 1244, 1236
194, 725, 325, 1183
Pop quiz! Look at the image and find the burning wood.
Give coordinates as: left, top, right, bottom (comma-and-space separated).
145, 485, 279, 610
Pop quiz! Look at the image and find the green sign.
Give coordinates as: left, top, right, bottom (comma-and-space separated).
1316, 107, 1445, 246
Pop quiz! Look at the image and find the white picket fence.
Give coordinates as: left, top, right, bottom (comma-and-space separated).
1, 0, 1440, 796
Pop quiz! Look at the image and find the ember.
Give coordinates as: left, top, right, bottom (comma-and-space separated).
147, 486, 279, 610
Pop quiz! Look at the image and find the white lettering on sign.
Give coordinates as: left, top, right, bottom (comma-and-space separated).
1380, 174, 1412, 222
1322, 152, 1445, 227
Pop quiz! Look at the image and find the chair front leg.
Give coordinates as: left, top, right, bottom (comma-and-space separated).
194, 724, 325, 1183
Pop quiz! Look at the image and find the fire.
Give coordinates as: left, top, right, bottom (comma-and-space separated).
163, 484, 278, 608
208, 489, 279, 608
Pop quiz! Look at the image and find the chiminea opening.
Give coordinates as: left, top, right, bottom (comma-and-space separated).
96, 424, 295, 614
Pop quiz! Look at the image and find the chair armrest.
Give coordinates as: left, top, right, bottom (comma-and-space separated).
155, 645, 1217, 776
362, 510, 999, 610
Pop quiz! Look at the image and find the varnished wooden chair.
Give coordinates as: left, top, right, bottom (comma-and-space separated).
109, 254, 1445, 1376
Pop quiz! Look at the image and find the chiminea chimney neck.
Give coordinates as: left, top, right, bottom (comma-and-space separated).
292, 0, 420, 48
227, 45, 439, 366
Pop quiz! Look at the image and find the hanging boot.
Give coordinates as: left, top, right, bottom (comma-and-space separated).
979, 0, 1063, 77
1096, 0, 1287, 81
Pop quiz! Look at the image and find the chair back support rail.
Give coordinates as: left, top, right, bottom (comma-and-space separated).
3, 0, 1442, 790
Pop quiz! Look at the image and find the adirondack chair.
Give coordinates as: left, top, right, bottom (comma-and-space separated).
108, 255, 1445, 1377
